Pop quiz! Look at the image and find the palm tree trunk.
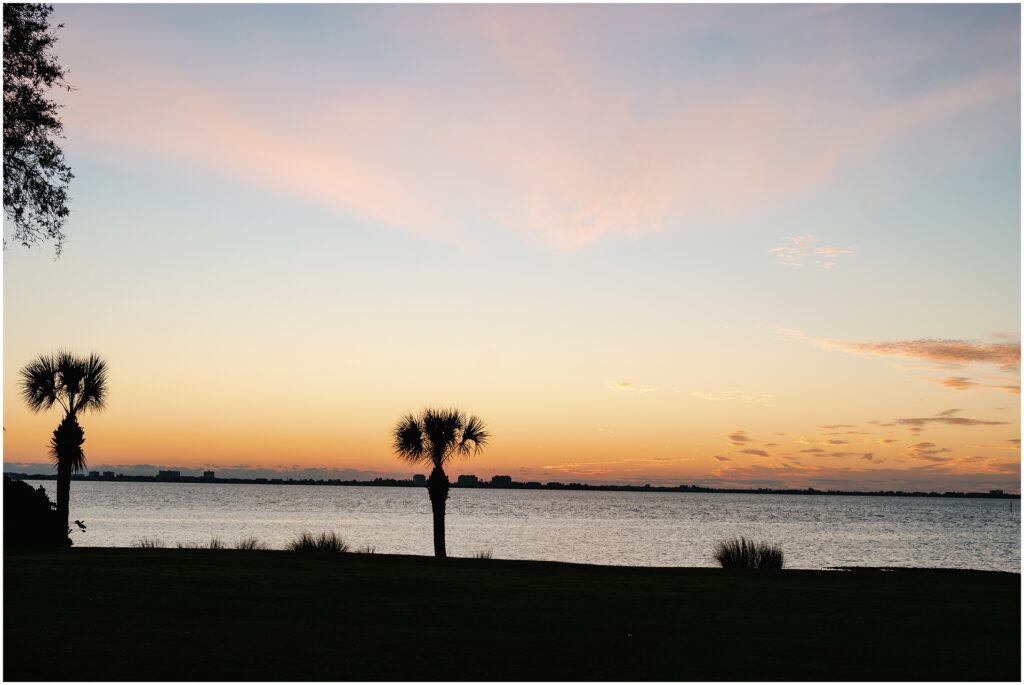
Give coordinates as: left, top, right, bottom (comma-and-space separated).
50, 415, 84, 547
55, 458, 71, 544
427, 466, 449, 558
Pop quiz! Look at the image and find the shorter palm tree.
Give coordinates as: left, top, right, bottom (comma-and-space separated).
19, 351, 108, 541
392, 407, 489, 558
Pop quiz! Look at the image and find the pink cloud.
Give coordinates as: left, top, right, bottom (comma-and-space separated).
823, 339, 1020, 371
56, 6, 1019, 250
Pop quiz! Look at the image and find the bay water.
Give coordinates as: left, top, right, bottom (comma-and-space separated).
26, 480, 1021, 571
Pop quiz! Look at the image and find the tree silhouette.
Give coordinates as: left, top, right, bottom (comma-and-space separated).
3, 3, 73, 254
19, 351, 107, 537
392, 408, 489, 557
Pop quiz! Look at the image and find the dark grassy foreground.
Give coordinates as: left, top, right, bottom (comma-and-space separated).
4, 548, 1020, 681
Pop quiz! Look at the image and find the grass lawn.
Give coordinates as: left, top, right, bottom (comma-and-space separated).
4, 548, 1020, 681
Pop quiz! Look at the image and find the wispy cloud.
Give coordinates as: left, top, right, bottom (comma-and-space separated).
824, 339, 1020, 371
739, 448, 771, 458
608, 381, 657, 393
934, 376, 1021, 394
903, 442, 952, 462
58, 4, 1019, 250
779, 330, 1021, 395
767, 234, 855, 269
692, 391, 775, 406
895, 416, 1009, 428
727, 430, 753, 446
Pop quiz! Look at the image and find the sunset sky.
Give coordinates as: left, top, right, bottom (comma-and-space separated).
3, 4, 1020, 492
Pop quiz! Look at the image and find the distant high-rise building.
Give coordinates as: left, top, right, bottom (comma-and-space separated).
490, 475, 513, 488
156, 470, 181, 481
102, 471, 115, 479
456, 474, 480, 487
203, 471, 215, 480
412, 474, 427, 486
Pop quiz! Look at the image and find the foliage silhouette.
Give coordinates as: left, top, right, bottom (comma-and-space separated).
3, 476, 68, 546
234, 537, 266, 551
3, 3, 73, 254
132, 537, 164, 549
714, 537, 784, 569
19, 351, 108, 538
472, 549, 493, 559
287, 531, 349, 553
392, 407, 489, 557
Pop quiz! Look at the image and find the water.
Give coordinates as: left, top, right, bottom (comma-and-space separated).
26, 480, 1021, 571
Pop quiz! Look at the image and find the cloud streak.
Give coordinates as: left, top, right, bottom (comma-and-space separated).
58, 4, 1019, 250
824, 339, 1020, 371
767, 234, 855, 269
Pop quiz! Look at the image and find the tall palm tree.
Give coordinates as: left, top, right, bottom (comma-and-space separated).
19, 351, 108, 542
392, 407, 489, 558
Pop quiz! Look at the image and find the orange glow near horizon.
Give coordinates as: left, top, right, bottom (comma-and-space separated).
2, 4, 1020, 493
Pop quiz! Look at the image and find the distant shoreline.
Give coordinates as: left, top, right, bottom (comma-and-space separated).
6, 472, 1019, 499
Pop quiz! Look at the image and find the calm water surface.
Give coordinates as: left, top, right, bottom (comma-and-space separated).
28, 481, 1021, 571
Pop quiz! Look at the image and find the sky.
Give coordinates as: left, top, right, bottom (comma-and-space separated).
3, 4, 1020, 492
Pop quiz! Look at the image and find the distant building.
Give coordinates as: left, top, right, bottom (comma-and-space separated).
203, 471, 215, 480
102, 471, 115, 479
456, 474, 480, 487
990, 489, 1005, 495
88, 471, 100, 478
490, 475, 513, 488
156, 470, 181, 481
412, 474, 427, 486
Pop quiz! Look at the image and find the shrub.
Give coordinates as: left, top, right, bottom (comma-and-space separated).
234, 537, 266, 551
287, 531, 349, 553
472, 549, 493, 559
3, 477, 69, 547
132, 537, 164, 549
714, 537, 784, 569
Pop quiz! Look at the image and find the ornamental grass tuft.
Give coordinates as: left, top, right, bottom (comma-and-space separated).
714, 537, 784, 569
287, 531, 349, 553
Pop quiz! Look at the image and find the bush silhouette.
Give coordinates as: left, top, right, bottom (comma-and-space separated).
714, 537, 784, 569
131, 537, 164, 548
3, 476, 69, 546
287, 531, 349, 553
234, 537, 266, 550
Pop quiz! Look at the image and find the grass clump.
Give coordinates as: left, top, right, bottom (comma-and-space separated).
131, 537, 164, 549
353, 545, 376, 554
234, 537, 267, 551
287, 531, 349, 553
714, 537, 784, 569
207, 537, 226, 550
472, 549, 493, 559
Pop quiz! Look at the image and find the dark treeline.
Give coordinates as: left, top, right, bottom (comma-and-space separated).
5, 472, 1018, 499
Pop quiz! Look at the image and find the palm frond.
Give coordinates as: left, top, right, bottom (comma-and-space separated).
422, 407, 464, 465
393, 413, 427, 464
77, 352, 108, 413
54, 350, 85, 409
19, 353, 60, 413
457, 414, 489, 456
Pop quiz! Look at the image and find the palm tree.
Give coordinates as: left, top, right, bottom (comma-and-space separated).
392, 407, 489, 558
19, 351, 108, 542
